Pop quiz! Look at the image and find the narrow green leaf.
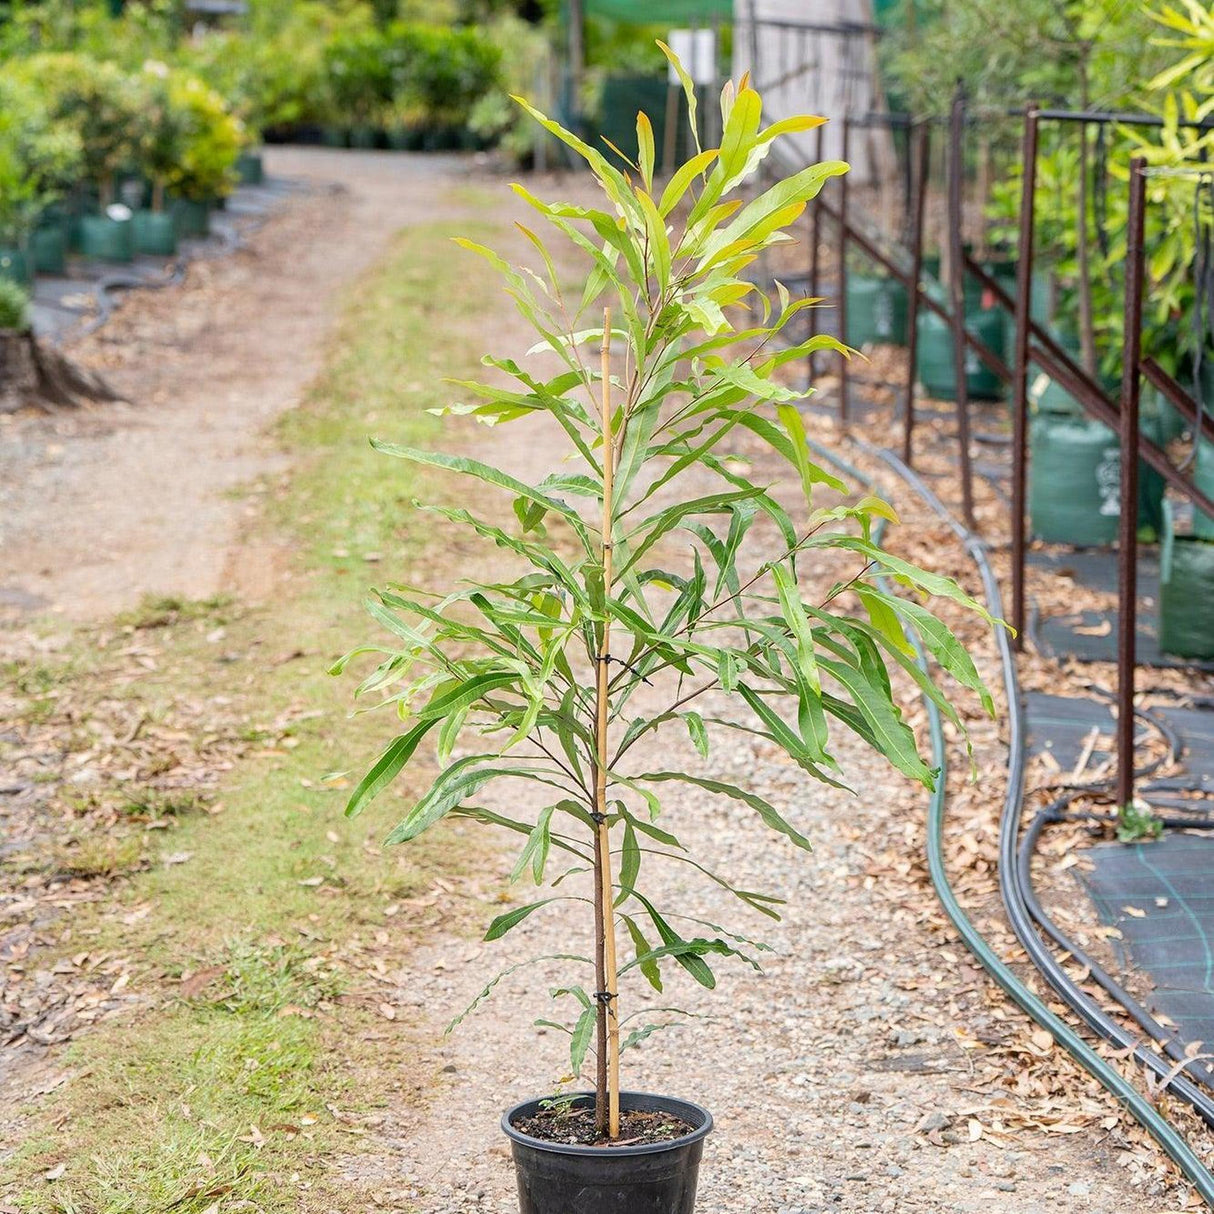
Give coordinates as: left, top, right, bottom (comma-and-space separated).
636, 111, 655, 191
635, 771, 811, 851
345, 720, 437, 819
615, 820, 640, 905
622, 913, 663, 992
570, 1005, 596, 1072
484, 898, 558, 941
683, 711, 709, 758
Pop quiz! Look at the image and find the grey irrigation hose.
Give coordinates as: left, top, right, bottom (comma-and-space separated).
805, 434, 1214, 1204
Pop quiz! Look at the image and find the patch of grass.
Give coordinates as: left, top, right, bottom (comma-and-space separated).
53, 833, 145, 878
5, 204, 504, 1210
114, 593, 236, 631
13, 1004, 395, 1214
118, 789, 210, 820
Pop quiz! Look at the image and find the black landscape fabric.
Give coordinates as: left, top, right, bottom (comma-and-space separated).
1080, 833, 1214, 1083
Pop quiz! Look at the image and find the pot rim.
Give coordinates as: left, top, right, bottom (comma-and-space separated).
501, 1090, 713, 1158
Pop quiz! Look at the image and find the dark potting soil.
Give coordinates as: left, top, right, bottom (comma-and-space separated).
514, 1106, 695, 1148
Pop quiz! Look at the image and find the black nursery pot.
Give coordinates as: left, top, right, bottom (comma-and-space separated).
502, 1092, 713, 1214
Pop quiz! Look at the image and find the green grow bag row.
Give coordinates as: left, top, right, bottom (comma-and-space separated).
31, 222, 67, 275
916, 304, 1005, 401
1029, 414, 1165, 546
78, 214, 134, 262
846, 273, 908, 347
172, 198, 210, 239
0, 246, 31, 287
1160, 500, 1214, 658
236, 151, 265, 185
133, 210, 178, 257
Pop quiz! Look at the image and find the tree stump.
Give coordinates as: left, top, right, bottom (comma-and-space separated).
0, 327, 121, 413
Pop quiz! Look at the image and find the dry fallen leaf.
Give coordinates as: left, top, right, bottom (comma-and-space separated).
180, 966, 227, 1000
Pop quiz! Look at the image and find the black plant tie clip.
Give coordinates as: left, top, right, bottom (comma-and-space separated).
589, 810, 608, 825
593, 990, 616, 1005
599, 655, 653, 686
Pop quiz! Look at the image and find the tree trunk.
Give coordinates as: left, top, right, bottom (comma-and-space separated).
0, 329, 38, 413
0, 328, 122, 413
592, 308, 621, 1140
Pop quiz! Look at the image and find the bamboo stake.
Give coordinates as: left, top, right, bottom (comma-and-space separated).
595, 306, 621, 1140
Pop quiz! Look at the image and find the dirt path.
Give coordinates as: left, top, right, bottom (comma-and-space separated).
0, 149, 464, 621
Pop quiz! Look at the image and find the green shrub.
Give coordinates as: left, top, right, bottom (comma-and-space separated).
0, 0, 176, 69
157, 67, 244, 203
0, 73, 82, 240
19, 53, 145, 205
467, 15, 550, 163
322, 20, 394, 129
244, 1, 367, 132
0, 278, 29, 331
386, 22, 501, 130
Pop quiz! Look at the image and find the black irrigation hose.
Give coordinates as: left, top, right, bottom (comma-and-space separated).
57, 197, 271, 346
811, 433, 1214, 1203
65, 263, 189, 343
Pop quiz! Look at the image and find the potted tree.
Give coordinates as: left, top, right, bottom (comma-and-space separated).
337, 57, 995, 1214
0, 75, 81, 283
28, 54, 144, 263
166, 72, 244, 240
132, 63, 186, 258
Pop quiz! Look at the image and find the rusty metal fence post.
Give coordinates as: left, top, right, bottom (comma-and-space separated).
947, 84, 977, 529
902, 120, 929, 466
1116, 157, 1147, 811
1010, 108, 1039, 650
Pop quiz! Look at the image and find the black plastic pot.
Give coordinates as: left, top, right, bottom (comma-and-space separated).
502, 1092, 712, 1214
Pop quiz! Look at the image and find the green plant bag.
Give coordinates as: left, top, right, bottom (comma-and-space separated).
30, 222, 66, 275
1160, 500, 1214, 658
1029, 413, 1166, 546
235, 152, 264, 185
916, 300, 1005, 401
1193, 438, 1214, 541
132, 209, 177, 257
846, 273, 909, 347
78, 214, 133, 262
1030, 415, 1120, 545
171, 197, 209, 239
0, 245, 31, 287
